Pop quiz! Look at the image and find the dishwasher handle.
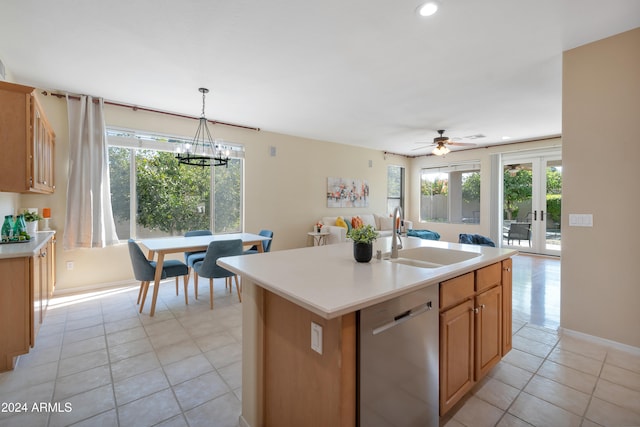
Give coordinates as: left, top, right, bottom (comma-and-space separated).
372, 301, 433, 335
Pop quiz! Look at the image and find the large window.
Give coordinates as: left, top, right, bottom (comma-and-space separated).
420, 163, 480, 223
108, 129, 243, 239
387, 165, 405, 213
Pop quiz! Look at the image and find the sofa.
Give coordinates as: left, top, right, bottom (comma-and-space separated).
319, 213, 413, 245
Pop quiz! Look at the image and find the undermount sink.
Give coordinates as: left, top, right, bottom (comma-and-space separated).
387, 246, 481, 268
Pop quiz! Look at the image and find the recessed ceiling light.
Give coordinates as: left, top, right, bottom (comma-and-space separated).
417, 1, 439, 17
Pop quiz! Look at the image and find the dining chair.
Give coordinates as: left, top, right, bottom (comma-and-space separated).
184, 229, 213, 284
127, 239, 189, 313
193, 239, 243, 308
243, 229, 273, 254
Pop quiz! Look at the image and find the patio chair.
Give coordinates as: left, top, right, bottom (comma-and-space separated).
505, 222, 531, 246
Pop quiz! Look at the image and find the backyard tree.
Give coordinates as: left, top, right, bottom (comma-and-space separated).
109, 148, 241, 236
503, 169, 532, 220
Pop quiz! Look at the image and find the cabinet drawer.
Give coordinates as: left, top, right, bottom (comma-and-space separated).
476, 262, 501, 292
440, 272, 474, 309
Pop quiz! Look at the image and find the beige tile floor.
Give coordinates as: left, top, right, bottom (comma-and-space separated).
0, 255, 638, 426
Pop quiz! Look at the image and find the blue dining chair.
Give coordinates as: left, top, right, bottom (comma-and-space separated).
243, 229, 273, 254
193, 239, 243, 308
184, 230, 213, 283
128, 239, 189, 313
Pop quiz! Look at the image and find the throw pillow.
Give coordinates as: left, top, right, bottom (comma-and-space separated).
351, 216, 363, 229
335, 216, 349, 229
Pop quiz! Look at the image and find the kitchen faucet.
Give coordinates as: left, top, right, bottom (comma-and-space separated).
391, 206, 403, 259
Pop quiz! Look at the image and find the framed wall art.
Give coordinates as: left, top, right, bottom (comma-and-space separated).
327, 177, 369, 208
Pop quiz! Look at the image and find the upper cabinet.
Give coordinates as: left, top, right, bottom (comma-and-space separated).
0, 81, 55, 194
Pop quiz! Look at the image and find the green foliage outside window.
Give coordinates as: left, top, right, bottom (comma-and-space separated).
109, 147, 241, 237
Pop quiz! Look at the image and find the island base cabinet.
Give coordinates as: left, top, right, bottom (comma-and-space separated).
439, 260, 512, 416
440, 299, 475, 415
0, 258, 31, 372
263, 291, 356, 426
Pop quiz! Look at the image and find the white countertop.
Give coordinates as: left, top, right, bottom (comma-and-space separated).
218, 236, 517, 319
0, 231, 55, 259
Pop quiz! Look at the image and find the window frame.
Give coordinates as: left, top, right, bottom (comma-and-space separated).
419, 161, 481, 224
107, 127, 244, 239
387, 165, 405, 214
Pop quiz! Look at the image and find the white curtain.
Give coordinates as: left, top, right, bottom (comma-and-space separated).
63, 95, 119, 249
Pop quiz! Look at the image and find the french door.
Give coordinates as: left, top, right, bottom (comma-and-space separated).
501, 152, 562, 256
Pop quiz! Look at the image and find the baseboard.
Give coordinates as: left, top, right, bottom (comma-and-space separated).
238, 415, 250, 427
53, 279, 140, 296
559, 327, 640, 355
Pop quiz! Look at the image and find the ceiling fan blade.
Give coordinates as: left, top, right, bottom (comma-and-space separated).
448, 141, 477, 147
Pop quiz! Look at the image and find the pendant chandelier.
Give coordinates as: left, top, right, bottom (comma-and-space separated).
175, 88, 229, 167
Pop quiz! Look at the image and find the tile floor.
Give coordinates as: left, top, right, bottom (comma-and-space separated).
0, 255, 638, 426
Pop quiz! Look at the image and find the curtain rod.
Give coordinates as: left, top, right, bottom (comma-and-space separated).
41, 91, 261, 132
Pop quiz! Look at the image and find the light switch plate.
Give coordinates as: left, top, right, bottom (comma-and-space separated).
311, 322, 323, 354
569, 214, 593, 227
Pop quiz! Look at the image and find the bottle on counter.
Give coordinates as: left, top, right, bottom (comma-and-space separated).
1, 215, 14, 242
13, 214, 27, 241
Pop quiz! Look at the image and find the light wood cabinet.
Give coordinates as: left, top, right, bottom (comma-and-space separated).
0, 257, 30, 372
0, 81, 55, 194
0, 236, 55, 372
439, 260, 512, 415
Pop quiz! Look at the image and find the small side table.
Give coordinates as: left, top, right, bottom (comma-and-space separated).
308, 231, 330, 246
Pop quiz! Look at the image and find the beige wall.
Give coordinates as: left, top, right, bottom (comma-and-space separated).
16, 94, 411, 291
562, 28, 640, 348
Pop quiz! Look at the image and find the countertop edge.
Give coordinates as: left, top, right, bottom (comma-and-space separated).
219, 238, 517, 319
0, 231, 56, 259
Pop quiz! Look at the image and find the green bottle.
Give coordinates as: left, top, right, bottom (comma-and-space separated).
1, 215, 14, 242
13, 214, 27, 240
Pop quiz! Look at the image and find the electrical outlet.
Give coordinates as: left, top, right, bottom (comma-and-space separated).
66, 261, 74, 270
311, 322, 323, 354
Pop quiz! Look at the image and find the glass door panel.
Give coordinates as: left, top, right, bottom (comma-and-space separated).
502, 155, 561, 256
502, 162, 533, 250
543, 159, 562, 254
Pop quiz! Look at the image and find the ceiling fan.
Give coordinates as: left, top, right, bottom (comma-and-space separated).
414, 129, 477, 156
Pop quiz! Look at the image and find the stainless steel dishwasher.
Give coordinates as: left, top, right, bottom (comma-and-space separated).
359, 285, 439, 426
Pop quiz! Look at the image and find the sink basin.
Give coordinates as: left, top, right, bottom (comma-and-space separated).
387, 246, 481, 268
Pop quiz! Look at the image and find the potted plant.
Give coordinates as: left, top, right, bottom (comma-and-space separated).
23, 210, 42, 236
347, 224, 379, 263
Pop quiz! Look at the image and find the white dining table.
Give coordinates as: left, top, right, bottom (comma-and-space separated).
138, 232, 271, 316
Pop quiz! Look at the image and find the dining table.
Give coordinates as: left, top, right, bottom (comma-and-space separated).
138, 232, 272, 316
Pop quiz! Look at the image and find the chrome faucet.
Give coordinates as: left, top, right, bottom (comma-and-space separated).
391, 206, 403, 259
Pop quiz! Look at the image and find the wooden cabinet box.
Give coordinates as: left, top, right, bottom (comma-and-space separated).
0, 81, 55, 194
0, 236, 55, 372
439, 260, 512, 415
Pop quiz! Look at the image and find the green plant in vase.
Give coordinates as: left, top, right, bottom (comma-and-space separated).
347, 224, 379, 263
23, 210, 42, 238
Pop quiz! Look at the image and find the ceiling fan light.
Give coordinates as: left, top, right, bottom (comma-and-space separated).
432, 144, 450, 156
417, 1, 439, 17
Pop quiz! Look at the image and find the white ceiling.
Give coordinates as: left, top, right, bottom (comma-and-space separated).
1, 0, 639, 156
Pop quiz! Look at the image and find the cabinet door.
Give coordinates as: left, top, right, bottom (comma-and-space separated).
474, 285, 502, 380
31, 98, 55, 194
30, 254, 42, 347
440, 299, 474, 415
502, 258, 513, 355
0, 257, 30, 372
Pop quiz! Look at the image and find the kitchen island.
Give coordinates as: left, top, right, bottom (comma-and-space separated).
218, 236, 516, 426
